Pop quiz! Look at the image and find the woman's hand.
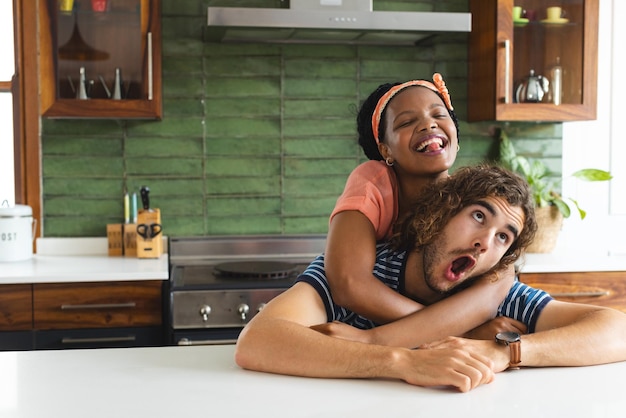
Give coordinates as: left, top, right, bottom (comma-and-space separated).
463, 316, 527, 340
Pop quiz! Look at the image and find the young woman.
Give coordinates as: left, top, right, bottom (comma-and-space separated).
324, 74, 517, 345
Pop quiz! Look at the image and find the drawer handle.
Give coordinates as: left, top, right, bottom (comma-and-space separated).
178, 338, 235, 346
550, 291, 610, 298
60, 302, 137, 310
61, 336, 137, 344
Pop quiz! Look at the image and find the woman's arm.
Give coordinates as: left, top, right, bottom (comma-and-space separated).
235, 282, 495, 392
325, 211, 422, 324
316, 263, 517, 348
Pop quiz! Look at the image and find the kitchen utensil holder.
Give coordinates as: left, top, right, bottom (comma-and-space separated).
106, 224, 123, 256
123, 223, 137, 257
136, 208, 162, 259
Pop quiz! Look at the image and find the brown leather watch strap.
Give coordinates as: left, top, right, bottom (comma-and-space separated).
508, 340, 521, 369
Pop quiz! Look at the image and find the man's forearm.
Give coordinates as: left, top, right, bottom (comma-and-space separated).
236, 317, 402, 379
521, 307, 626, 367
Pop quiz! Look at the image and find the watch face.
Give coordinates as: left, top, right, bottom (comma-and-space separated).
496, 331, 521, 343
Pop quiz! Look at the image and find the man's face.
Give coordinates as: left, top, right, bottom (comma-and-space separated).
421, 196, 525, 295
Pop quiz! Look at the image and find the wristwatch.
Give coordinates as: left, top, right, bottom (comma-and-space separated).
495, 331, 521, 369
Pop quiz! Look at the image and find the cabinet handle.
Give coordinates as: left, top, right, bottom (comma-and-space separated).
60, 302, 137, 310
503, 39, 511, 104
550, 291, 610, 298
61, 336, 137, 344
148, 32, 153, 101
177, 338, 236, 346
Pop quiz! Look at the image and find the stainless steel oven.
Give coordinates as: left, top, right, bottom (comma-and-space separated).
167, 235, 326, 345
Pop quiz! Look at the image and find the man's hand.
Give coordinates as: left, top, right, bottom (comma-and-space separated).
310, 321, 373, 344
463, 316, 527, 340
396, 345, 496, 392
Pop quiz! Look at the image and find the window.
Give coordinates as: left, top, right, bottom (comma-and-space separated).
0, 0, 15, 206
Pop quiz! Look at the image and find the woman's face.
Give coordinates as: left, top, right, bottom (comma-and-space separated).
380, 86, 459, 177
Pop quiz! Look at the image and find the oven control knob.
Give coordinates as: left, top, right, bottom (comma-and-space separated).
237, 303, 250, 321
257, 303, 267, 312
199, 305, 212, 321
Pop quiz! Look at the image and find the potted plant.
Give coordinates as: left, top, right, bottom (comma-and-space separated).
497, 129, 612, 253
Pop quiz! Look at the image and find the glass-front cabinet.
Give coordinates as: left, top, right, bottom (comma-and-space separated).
468, 0, 598, 122
40, 0, 162, 119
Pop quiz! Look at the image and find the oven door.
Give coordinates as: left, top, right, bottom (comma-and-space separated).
169, 288, 286, 345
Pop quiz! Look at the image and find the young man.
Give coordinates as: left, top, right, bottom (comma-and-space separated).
234, 165, 626, 392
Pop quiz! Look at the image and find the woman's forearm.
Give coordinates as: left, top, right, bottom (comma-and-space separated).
369, 266, 516, 347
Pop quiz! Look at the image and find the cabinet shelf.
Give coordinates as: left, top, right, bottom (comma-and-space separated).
39, 0, 162, 119
468, 0, 598, 122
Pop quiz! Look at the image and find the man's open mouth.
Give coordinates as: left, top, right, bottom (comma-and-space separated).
448, 255, 477, 280
415, 137, 448, 153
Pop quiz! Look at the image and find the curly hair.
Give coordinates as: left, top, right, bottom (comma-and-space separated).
390, 164, 537, 271
357, 82, 460, 161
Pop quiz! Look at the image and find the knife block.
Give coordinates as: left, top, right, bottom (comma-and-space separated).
106, 224, 123, 256
136, 208, 163, 259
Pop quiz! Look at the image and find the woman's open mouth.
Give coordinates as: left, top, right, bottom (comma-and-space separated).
415, 136, 449, 153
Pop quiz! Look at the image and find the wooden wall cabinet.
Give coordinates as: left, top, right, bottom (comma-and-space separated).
468, 0, 598, 122
39, 0, 162, 119
519, 271, 626, 313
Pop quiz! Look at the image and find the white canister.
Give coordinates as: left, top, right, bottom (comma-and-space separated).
0, 204, 36, 262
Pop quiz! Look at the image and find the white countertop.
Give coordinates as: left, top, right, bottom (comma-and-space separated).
0, 237, 168, 284
2, 237, 625, 285
519, 252, 626, 273
0, 344, 624, 418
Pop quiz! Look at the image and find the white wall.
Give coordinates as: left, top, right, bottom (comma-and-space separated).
558, 0, 626, 256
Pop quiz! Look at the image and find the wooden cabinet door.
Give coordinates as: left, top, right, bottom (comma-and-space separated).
519, 271, 626, 313
0, 284, 33, 331
468, 0, 598, 121
39, 0, 162, 119
33, 280, 163, 329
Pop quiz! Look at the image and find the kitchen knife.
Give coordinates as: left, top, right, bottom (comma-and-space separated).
140, 186, 151, 212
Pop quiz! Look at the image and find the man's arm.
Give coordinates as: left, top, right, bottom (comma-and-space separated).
235, 282, 496, 392
521, 301, 626, 367
423, 301, 626, 371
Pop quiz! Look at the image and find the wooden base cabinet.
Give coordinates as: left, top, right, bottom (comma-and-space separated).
0, 280, 165, 351
519, 271, 626, 313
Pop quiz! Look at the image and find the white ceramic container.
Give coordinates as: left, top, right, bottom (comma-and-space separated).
0, 204, 35, 262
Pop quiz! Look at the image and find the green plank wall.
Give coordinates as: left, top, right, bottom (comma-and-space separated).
40, 0, 563, 237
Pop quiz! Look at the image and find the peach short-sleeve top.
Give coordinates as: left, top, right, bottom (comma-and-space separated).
329, 160, 398, 241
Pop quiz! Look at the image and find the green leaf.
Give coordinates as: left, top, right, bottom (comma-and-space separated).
571, 169, 613, 182
552, 199, 571, 218
569, 199, 586, 220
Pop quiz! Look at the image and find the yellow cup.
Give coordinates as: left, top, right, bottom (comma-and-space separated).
59, 0, 74, 12
513, 6, 523, 20
546, 6, 562, 21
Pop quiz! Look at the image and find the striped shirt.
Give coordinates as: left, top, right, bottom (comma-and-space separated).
296, 243, 553, 333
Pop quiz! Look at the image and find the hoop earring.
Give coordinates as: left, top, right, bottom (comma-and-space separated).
385, 158, 394, 167
457, 144, 461, 152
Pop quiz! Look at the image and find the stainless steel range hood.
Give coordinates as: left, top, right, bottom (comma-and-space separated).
206, 1, 471, 46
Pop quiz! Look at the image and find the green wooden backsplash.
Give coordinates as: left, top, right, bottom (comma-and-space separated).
40, 0, 563, 237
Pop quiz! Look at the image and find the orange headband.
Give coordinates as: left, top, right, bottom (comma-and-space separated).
371, 73, 454, 145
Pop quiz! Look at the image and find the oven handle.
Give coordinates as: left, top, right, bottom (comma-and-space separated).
177, 337, 236, 346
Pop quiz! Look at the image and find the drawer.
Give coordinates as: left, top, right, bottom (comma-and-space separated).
33, 281, 163, 329
0, 284, 33, 331
519, 271, 626, 313
34, 326, 164, 350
